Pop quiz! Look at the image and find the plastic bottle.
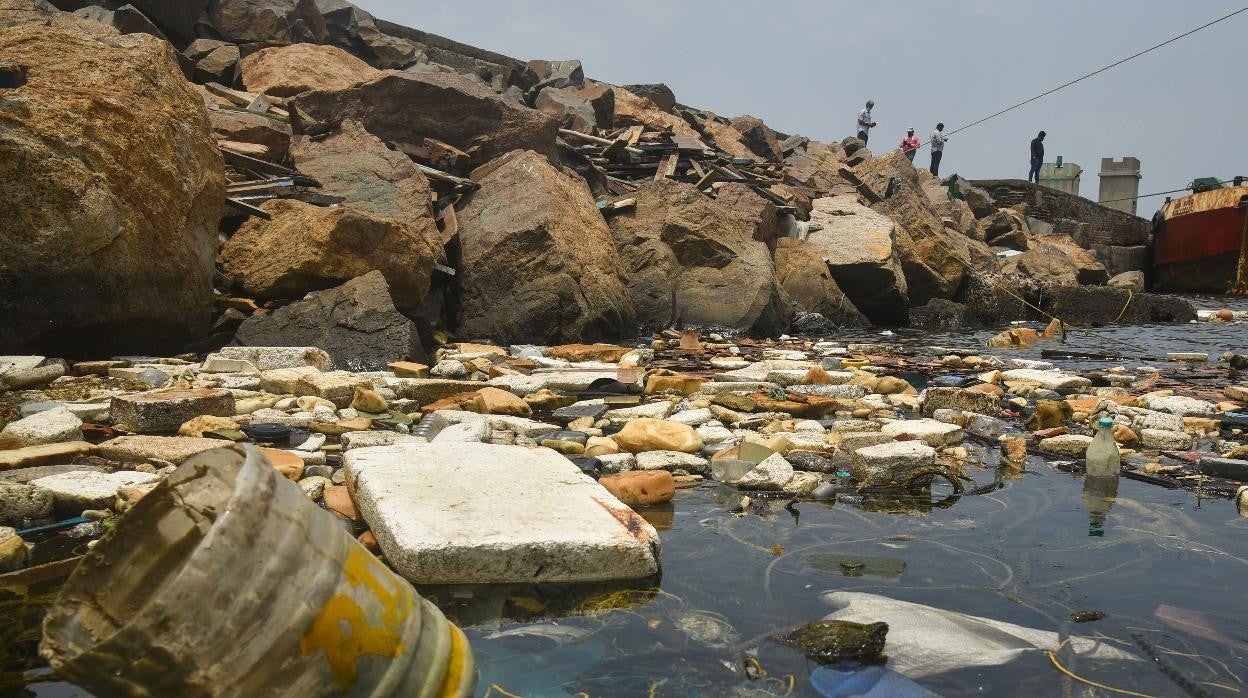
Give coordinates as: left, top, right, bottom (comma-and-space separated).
1085, 416, 1121, 477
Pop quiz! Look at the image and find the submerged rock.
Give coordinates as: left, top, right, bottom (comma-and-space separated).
780, 620, 889, 664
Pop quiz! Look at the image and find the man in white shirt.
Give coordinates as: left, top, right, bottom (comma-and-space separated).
929, 122, 948, 176
856, 100, 876, 143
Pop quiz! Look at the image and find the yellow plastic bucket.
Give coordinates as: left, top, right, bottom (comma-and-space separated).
41, 445, 474, 697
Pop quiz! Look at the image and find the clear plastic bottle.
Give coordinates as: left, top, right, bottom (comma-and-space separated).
1085, 416, 1121, 477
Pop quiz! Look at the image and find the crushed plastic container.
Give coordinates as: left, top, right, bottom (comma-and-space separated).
41, 444, 474, 697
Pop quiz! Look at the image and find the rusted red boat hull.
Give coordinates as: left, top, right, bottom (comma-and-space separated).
1152, 187, 1248, 293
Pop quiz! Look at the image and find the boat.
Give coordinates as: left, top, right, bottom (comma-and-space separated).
1152, 180, 1248, 293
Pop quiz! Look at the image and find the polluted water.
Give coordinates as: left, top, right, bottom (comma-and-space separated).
3, 307, 1248, 697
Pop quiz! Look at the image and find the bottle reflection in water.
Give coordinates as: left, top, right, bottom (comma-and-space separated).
1083, 476, 1119, 537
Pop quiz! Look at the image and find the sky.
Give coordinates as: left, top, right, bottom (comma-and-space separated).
353, 0, 1246, 216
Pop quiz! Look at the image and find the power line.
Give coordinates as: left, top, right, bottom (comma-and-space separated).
918, 6, 1247, 147
1098, 178, 1243, 204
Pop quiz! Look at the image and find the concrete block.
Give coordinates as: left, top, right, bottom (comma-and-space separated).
880, 419, 964, 448
110, 389, 235, 433
345, 443, 661, 583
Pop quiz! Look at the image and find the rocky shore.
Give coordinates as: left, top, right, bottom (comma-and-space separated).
2, 1, 1244, 694
2, 0, 1196, 361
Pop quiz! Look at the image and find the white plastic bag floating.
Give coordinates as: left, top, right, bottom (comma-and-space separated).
820, 592, 1138, 679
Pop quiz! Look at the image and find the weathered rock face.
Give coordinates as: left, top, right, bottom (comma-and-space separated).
534, 86, 598, 132
774, 239, 868, 328
1003, 239, 1108, 287
239, 42, 382, 97
806, 196, 908, 325
218, 198, 438, 311
607, 179, 791, 335
873, 186, 974, 305
235, 271, 424, 369
208, 0, 327, 44
784, 140, 852, 192
731, 115, 783, 161
289, 119, 441, 237
456, 150, 635, 344
689, 110, 757, 161
0, 27, 224, 355
715, 183, 779, 246
296, 71, 559, 164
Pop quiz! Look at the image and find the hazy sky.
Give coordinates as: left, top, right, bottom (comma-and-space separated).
354, 0, 1245, 215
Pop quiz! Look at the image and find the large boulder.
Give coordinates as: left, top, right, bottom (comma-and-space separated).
207, 0, 327, 44
730, 115, 783, 161
0, 26, 223, 355
562, 81, 615, 129
72, 4, 166, 39
534, 86, 598, 132
607, 180, 791, 335
218, 199, 438, 311
296, 71, 559, 164
873, 184, 989, 305
620, 83, 676, 112
289, 119, 441, 238
715, 183, 779, 245
239, 42, 382, 97
235, 271, 424, 369
805, 196, 908, 325
774, 239, 868, 327
455, 150, 634, 344
119, 0, 205, 45
315, 0, 419, 69
1048, 287, 1195, 326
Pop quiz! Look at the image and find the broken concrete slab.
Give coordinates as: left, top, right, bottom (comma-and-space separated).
29, 470, 159, 512
0, 406, 83, 448
0, 442, 94, 471
879, 419, 964, 448
345, 442, 660, 583
216, 346, 331, 371
94, 435, 228, 465
851, 441, 937, 489
110, 389, 235, 434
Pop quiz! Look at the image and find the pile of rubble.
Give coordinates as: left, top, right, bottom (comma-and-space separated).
4, 334, 1247, 580
1, 0, 1194, 363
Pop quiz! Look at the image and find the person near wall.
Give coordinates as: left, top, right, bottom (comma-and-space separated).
1028, 130, 1046, 183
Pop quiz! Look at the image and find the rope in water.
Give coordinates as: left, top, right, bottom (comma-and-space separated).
1046, 649, 1158, 698
923, 227, 1155, 355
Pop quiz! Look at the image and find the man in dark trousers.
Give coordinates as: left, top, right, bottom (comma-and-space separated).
1028, 131, 1046, 183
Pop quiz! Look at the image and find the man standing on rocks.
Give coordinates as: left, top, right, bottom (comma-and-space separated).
929, 123, 948, 176
856, 100, 876, 143
1028, 130, 1046, 183
900, 127, 920, 162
